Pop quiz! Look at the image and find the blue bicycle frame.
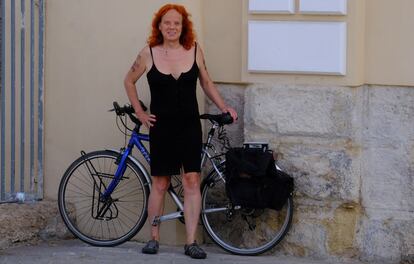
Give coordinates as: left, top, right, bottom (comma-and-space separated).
102, 130, 150, 200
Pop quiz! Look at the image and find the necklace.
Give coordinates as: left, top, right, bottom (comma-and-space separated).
162, 44, 181, 56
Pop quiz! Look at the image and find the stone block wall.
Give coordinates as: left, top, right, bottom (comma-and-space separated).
205, 84, 246, 147
210, 83, 414, 263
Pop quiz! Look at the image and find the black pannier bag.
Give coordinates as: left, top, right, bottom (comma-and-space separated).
225, 147, 294, 210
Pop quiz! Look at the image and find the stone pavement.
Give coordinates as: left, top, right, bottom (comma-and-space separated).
0, 239, 369, 264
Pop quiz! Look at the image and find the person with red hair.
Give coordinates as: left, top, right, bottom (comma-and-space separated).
124, 3, 237, 259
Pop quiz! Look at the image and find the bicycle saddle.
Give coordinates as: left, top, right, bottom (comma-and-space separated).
200, 113, 233, 126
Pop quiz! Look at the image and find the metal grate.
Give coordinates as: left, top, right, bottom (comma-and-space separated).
0, 0, 44, 202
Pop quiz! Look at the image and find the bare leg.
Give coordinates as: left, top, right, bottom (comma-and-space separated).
182, 172, 202, 244
147, 176, 170, 241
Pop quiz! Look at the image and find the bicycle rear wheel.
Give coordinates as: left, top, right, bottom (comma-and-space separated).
58, 150, 150, 247
201, 164, 293, 255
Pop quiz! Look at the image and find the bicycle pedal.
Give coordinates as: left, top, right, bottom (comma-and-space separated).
151, 216, 161, 226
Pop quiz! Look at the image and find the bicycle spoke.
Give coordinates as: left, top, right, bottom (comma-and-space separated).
201, 165, 293, 255
116, 204, 142, 224
66, 181, 94, 197
58, 151, 149, 246
115, 188, 143, 200
71, 172, 94, 188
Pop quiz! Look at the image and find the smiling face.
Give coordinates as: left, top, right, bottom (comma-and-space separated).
158, 9, 183, 43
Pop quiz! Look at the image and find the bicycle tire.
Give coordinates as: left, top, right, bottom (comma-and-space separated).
58, 150, 150, 247
201, 163, 293, 255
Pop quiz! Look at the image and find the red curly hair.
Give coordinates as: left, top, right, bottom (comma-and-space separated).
147, 4, 196, 50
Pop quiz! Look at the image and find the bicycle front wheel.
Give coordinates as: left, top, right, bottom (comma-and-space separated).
58, 150, 150, 247
201, 164, 293, 255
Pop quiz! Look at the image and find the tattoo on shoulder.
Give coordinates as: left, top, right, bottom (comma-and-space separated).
203, 58, 208, 71
130, 55, 141, 72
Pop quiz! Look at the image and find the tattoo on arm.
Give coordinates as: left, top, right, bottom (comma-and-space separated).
130, 55, 141, 72
203, 58, 208, 72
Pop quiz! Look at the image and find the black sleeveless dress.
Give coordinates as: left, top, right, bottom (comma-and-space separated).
146, 44, 202, 176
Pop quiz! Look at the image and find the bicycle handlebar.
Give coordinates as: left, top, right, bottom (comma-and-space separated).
111, 101, 147, 115
110, 101, 146, 127
111, 101, 233, 127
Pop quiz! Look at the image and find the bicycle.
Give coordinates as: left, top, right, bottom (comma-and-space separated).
58, 101, 293, 256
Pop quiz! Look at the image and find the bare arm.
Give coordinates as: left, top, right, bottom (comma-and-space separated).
123, 47, 156, 128
196, 45, 238, 120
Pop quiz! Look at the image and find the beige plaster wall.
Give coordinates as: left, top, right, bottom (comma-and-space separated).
202, 0, 243, 83
43, 0, 414, 247
242, 0, 365, 86
203, 0, 414, 87
44, 0, 203, 245
44, 0, 414, 203
365, 0, 414, 86
203, 0, 366, 86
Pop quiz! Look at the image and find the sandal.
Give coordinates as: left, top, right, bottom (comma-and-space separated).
142, 239, 159, 254
184, 241, 207, 259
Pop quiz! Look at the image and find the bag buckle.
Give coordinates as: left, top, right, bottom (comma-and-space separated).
243, 141, 269, 152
